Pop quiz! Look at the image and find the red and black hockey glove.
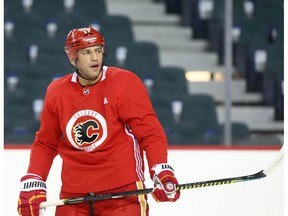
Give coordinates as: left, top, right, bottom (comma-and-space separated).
150, 163, 180, 202
18, 174, 47, 216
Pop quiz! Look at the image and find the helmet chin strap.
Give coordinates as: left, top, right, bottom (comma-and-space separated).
70, 62, 94, 81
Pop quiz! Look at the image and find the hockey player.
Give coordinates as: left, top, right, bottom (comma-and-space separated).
17, 27, 180, 216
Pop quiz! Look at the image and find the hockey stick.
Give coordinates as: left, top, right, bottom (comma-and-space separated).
39, 147, 284, 214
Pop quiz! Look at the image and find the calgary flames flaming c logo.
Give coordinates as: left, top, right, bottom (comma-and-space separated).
73, 120, 100, 146
66, 110, 108, 152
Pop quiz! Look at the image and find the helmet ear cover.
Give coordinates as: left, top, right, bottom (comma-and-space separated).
64, 27, 105, 59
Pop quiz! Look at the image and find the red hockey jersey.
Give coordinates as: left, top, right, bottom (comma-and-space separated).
27, 66, 168, 193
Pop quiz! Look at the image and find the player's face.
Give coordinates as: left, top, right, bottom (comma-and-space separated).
75, 45, 104, 85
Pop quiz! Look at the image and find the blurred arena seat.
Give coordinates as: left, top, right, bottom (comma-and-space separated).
4, 88, 35, 143
100, 15, 134, 47
124, 41, 161, 81
150, 94, 175, 136
152, 66, 188, 101
218, 121, 250, 144
168, 94, 221, 145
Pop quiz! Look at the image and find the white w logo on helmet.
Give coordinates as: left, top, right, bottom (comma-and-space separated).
80, 27, 91, 35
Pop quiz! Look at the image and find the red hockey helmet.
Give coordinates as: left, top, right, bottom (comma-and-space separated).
64, 27, 105, 59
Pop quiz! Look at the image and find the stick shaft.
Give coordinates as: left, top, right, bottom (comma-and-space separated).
40, 147, 284, 210
263, 146, 284, 176
39, 169, 268, 208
